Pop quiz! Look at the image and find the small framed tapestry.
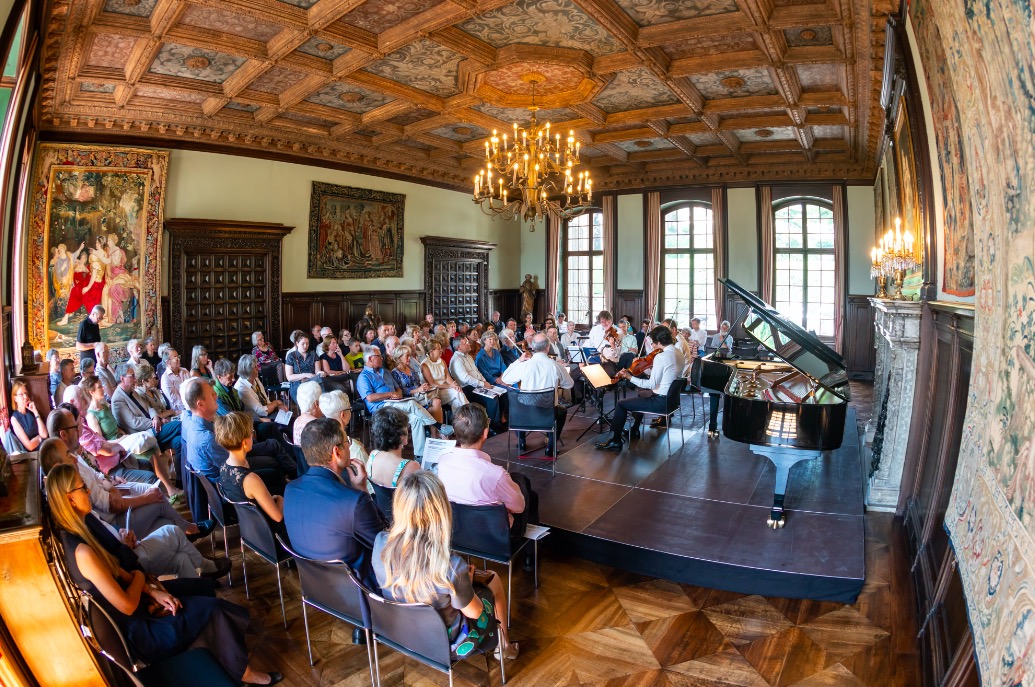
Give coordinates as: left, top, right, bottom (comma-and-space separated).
307, 181, 405, 279
26, 144, 168, 357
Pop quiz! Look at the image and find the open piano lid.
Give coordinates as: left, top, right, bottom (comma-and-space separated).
721, 278, 851, 402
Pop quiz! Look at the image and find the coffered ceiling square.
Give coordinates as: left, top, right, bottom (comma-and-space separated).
612, 0, 739, 27
248, 65, 309, 94
796, 63, 841, 91
665, 33, 759, 60
667, 115, 700, 125
457, 0, 624, 56
813, 125, 844, 139
304, 81, 393, 113
614, 138, 677, 152
134, 84, 207, 103
386, 107, 437, 126
296, 37, 351, 61
80, 82, 115, 93
428, 124, 490, 142
225, 101, 260, 112
339, 0, 441, 33
148, 43, 247, 84
361, 38, 463, 97
177, 6, 282, 42
102, 0, 157, 18
688, 132, 720, 146
784, 26, 834, 47
471, 103, 577, 126
689, 67, 778, 99
280, 111, 338, 127
276, 0, 318, 6
85, 33, 137, 69
353, 128, 381, 137
592, 68, 679, 113
737, 127, 797, 142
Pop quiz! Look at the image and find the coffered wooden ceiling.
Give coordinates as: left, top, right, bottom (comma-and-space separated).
39, 0, 900, 191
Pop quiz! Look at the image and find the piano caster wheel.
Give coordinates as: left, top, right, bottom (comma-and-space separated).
707, 430, 720, 439
766, 517, 785, 529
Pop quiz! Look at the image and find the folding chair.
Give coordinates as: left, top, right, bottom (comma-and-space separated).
221, 490, 291, 627
506, 388, 559, 476
636, 378, 687, 454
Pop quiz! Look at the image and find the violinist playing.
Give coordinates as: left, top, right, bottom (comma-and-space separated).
598, 325, 622, 378
596, 326, 685, 452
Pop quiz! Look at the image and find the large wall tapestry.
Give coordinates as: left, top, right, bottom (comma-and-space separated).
26, 144, 167, 357
307, 181, 405, 279
911, 0, 1035, 680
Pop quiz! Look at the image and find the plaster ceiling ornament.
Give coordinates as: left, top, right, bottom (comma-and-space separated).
756, 129, 774, 138
39, 0, 899, 191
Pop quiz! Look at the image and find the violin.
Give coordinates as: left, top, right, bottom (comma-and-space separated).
612, 346, 661, 383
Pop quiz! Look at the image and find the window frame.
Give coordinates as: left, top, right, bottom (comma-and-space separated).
771, 197, 836, 338
560, 208, 604, 327
660, 201, 715, 327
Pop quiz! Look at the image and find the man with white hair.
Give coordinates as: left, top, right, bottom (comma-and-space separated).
356, 347, 439, 460
314, 326, 335, 357
501, 333, 574, 455
317, 390, 369, 469
125, 338, 144, 366
94, 341, 118, 400
383, 335, 401, 369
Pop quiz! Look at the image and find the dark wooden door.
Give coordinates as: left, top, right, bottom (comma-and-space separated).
421, 237, 494, 324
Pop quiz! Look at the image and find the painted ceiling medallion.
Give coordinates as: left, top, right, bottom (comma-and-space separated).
634, 140, 652, 148
755, 129, 773, 138
339, 92, 364, 103
122, 0, 141, 6
799, 29, 817, 41
720, 76, 745, 89
316, 43, 334, 53
453, 126, 473, 136
185, 56, 210, 70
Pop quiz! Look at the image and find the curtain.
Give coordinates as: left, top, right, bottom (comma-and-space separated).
759, 185, 774, 304
645, 191, 662, 322
832, 185, 847, 353
710, 187, 726, 329
546, 212, 561, 318
602, 195, 616, 314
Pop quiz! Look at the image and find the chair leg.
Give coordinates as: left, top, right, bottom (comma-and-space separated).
680, 406, 685, 445
448, 668, 454, 687
302, 600, 314, 666
534, 539, 539, 589
506, 561, 512, 628
365, 629, 377, 687
551, 430, 557, 478
666, 416, 671, 454
241, 540, 249, 599
372, 635, 381, 687
506, 431, 511, 472
222, 525, 232, 586
498, 640, 506, 685
276, 561, 287, 628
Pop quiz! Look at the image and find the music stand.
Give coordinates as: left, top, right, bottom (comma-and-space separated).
567, 346, 584, 363
577, 363, 617, 439
581, 346, 601, 364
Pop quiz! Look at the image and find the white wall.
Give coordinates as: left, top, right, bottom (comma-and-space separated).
616, 193, 644, 289
727, 187, 758, 291
847, 186, 877, 295
517, 216, 546, 289
163, 149, 522, 295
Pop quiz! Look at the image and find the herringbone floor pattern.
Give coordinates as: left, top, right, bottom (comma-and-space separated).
213, 509, 916, 686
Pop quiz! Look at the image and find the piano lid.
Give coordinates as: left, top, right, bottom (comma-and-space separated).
720, 278, 850, 402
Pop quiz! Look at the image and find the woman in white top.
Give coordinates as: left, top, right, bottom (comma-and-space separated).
159, 347, 190, 413
617, 319, 638, 355
233, 354, 285, 421
420, 340, 468, 412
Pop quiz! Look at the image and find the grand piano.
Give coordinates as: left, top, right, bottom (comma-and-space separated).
699, 278, 850, 528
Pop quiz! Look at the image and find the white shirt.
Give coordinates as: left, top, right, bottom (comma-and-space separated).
501, 352, 574, 396
628, 345, 683, 396
711, 332, 734, 351
674, 334, 695, 376
235, 376, 271, 418
587, 323, 609, 350
449, 351, 487, 388
689, 328, 709, 350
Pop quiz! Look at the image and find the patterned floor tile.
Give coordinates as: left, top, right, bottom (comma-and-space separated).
703, 596, 795, 646
501, 636, 581, 686
546, 587, 632, 635
636, 611, 733, 666
799, 607, 890, 663
737, 627, 830, 687
614, 579, 701, 623
788, 663, 869, 687
665, 648, 770, 687
564, 624, 663, 683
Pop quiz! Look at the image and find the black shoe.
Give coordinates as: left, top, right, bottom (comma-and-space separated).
352, 627, 367, 645
649, 418, 667, 428
523, 554, 535, 572
596, 439, 623, 451
187, 519, 215, 542
201, 557, 232, 579
628, 428, 641, 441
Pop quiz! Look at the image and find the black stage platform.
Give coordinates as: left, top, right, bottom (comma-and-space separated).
501, 407, 866, 603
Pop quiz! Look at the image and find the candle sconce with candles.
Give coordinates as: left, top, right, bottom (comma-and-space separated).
871, 217, 919, 300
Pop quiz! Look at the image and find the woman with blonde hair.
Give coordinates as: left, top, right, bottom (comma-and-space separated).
216, 411, 287, 541
420, 340, 468, 414
372, 471, 517, 660
46, 463, 281, 685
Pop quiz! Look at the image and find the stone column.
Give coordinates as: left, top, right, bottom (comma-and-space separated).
865, 299, 923, 512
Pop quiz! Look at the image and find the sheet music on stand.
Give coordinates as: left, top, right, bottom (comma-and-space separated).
581, 363, 614, 389
567, 345, 584, 363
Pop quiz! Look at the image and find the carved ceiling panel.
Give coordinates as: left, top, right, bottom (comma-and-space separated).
40, 0, 899, 191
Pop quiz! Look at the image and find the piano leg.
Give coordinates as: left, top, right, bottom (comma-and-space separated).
707, 393, 721, 439
749, 445, 823, 529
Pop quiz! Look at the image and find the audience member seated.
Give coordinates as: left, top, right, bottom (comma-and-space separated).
517, 313, 534, 339
235, 354, 287, 425
39, 439, 228, 580
475, 332, 507, 386
45, 463, 280, 685
110, 363, 181, 496
420, 340, 468, 414
545, 325, 567, 361
64, 358, 95, 407
449, 337, 508, 432
344, 339, 365, 370
125, 339, 144, 367
314, 327, 335, 357
284, 331, 325, 402
434, 332, 453, 365
711, 319, 734, 353
189, 345, 214, 379
366, 407, 420, 488
391, 346, 445, 424
135, 361, 185, 491
372, 324, 390, 355
47, 349, 61, 398
383, 336, 401, 370
317, 390, 369, 468
94, 342, 118, 400
490, 310, 504, 333
217, 412, 288, 543
46, 409, 210, 540
284, 418, 383, 591
251, 330, 284, 386
498, 330, 521, 367
437, 405, 539, 543
500, 333, 574, 455
182, 378, 294, 496
292, 380, 324, 445
213, 358, 282, 446
53, 358, 75, 409
9, 378, 47, 452
372, 471, 517, 660
357, 348, 439, 461
141, 337, 161, 368
160, 347, 190, 413
317, 335, 347, 374
617, 318, 639, 369
64, 377, 128, 469
155, 343, 171, 378
689, 317, 709, 351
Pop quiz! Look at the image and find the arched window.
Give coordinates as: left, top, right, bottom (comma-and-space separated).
661, 202, 714, 325
562, 209, 604, 325
773, 199, 835, 336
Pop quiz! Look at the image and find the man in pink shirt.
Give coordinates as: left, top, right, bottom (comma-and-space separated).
437, 405, 538, 548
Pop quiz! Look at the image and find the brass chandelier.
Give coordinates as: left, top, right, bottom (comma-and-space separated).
472, 73, 592, 227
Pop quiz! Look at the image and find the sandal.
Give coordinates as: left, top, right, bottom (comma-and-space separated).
168, 493, 184, 506
494, 642, 519, 660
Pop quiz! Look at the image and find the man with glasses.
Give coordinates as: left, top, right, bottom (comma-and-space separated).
356, 348, 439, 461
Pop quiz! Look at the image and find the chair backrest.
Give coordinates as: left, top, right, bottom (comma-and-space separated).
366, 592, 452, 672
508, 388, 556, 432
290, 442, 309, 476
80, 592, 138, 675
688, 357, 704, 391
450, 501, 513, 560
277, 534, 371, 628
195, 468, 235, 528
222, 489, 283, 563
370, 482, 395, 525
665, 378, 687, 412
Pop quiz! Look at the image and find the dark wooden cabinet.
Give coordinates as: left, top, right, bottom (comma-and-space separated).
165, 219, 292, 362
421, 237, 494, 324
844, 295, 877, 379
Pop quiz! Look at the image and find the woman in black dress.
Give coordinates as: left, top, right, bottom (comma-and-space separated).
10, 379, 48, 451
46, 462, 282, 685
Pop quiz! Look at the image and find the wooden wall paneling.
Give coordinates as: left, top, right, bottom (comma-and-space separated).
421, 237, 494, 324
280, 291, 427, 340
166, 219, 292, 362
845, 295, 877, 379
615, 290, 645, 321
723, 290, 752, 338
488, 289, 519, 322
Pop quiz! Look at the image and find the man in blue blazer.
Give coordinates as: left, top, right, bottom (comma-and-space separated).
284, 417, 384, 593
